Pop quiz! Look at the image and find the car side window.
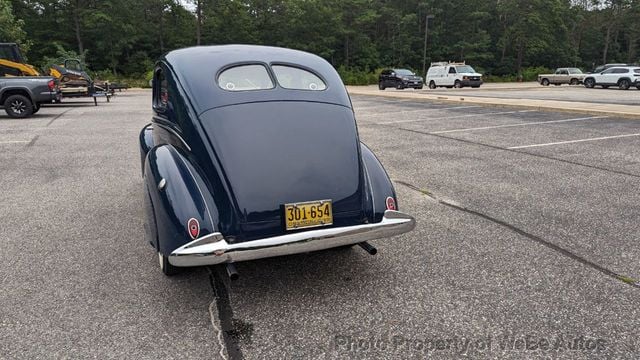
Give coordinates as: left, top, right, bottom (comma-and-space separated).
601, 68, 615, 74
218, 64, 274, 91
560, 70, 568, 75
634, 69, 640, 74
272, 65, 327, 91
153, 68, 169, 112
448, 67, 456, 74
613, 68, 629, 73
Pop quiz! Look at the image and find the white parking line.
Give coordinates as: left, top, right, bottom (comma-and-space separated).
378, 110, 534, 125
0, 140, 30, 144
508, 133, 640, 149
430, 116, 609, 134
358, 105, 480, 117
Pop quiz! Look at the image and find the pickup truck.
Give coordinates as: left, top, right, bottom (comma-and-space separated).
537, 68, 585, 86
0, 76, 61, 118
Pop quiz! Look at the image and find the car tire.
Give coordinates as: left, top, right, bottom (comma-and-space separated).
32, 104, 41, 114
396, 83, 405, 90
429, 81, 436, 89
618, 79, 630, 90
584, 78, 595, 88
636, 85, 640, 90
541, 78, 550, 86
570, 78, 579, 85
4, 94, 34, 119
158, 252, 180, 276
453, 80, 461, 88
417, 85, 424, 90
378, 81, 385, 90
471, 86, 480, 88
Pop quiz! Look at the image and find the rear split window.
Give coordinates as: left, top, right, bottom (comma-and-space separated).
272, 65, 327, 91
218, 65, 274, 91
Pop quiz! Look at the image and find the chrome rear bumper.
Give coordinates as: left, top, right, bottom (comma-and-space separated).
168, 210, 415, 267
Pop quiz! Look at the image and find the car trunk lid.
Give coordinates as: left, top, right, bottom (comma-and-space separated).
199, 101, 365, 240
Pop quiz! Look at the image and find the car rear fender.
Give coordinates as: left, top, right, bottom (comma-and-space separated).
138, 123, 154, 176
360, 142, 397, 223
144, 144, 217, 255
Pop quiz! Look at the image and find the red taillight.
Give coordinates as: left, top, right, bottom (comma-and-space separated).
47, 80, 56, 91
385, 197, 396, 210
187, 218, 200, 239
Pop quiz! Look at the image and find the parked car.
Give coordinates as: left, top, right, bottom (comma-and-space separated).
0, 76, 60, 118
583, 66, 640, 90
378, 69, 423, 90
537, 68, 585, 86
140, 45, 416, 276
426, 62, 483, 89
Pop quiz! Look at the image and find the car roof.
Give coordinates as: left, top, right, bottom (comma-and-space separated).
163, 45, 351, 114
606, 66, 636, 69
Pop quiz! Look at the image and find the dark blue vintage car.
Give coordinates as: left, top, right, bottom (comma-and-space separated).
139, 45, 415, 276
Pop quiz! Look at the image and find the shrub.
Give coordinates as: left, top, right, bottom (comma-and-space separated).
483, 74, 517, 83
336, 66, 378, 85
521, 66, 553, 82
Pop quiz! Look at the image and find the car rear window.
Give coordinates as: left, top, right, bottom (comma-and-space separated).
272, 65, 326, 91
218, 65, 274, 91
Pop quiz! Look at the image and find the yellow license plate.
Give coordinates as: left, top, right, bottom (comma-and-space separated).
284, 200, 333, 230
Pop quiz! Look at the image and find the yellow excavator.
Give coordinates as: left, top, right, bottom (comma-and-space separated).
0, 43, 40, 76
1, 43, 114, 99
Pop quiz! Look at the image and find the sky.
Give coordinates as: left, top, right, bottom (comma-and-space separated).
177, 0, 195, 11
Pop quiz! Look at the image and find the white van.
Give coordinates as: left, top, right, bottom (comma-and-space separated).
426, 62, 483, 89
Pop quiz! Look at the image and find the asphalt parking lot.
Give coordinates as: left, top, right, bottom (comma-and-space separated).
427, 82, 640, 106
1, 90, 639, 359
354, 81, 640, 106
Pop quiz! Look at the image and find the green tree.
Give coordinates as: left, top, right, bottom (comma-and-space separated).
0, 0, 29, 51
5, 0, 639, 81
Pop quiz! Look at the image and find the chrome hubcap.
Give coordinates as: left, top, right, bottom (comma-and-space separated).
10, 100, 26, 114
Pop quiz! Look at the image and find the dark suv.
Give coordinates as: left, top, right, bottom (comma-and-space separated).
379, 69, 424, 90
